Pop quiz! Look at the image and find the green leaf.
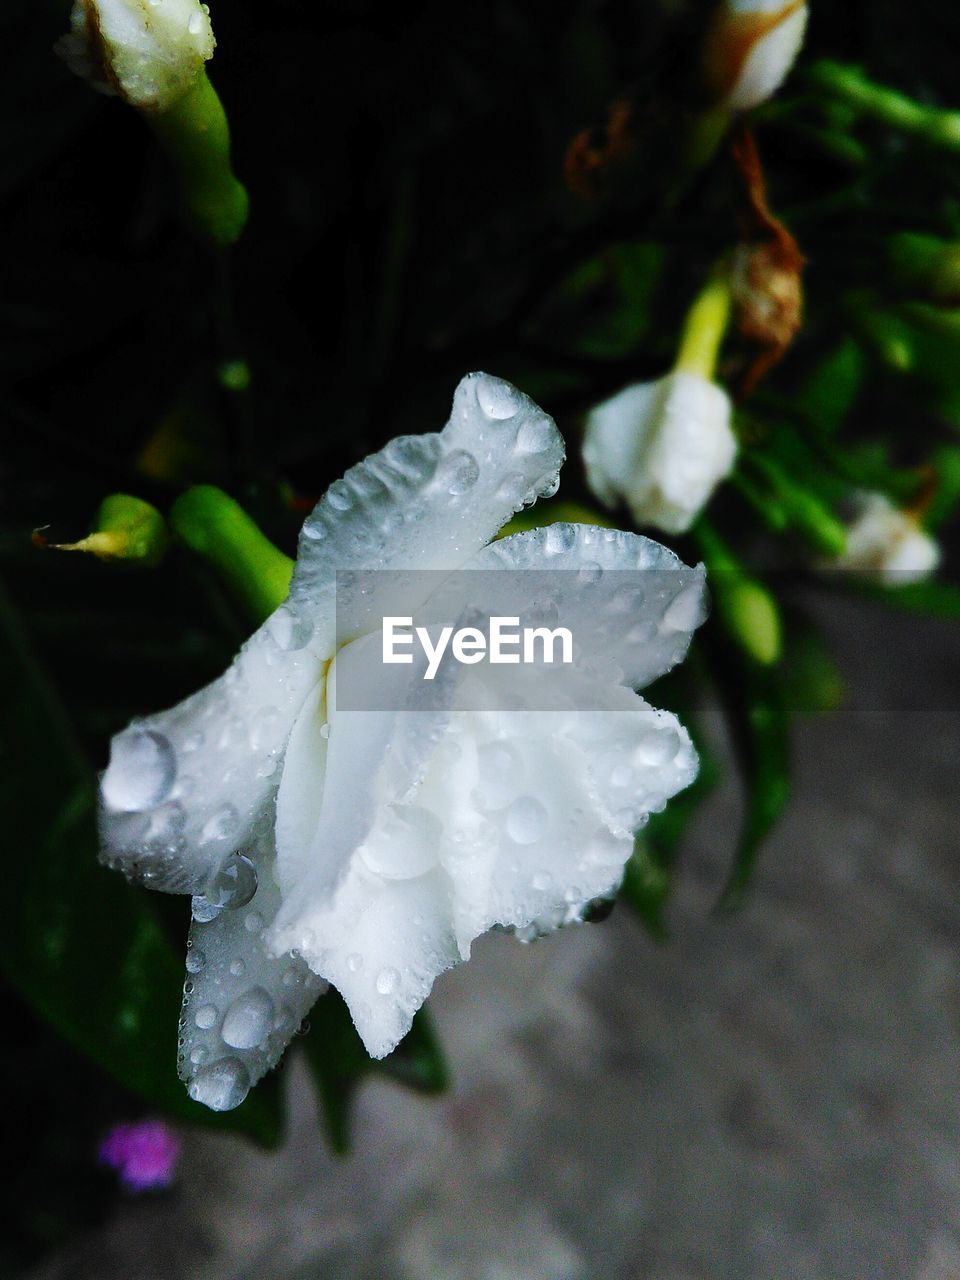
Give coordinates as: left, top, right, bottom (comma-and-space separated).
303, 990, 448, 1153
704, 639, 791, 911
0, 579, 281, 1144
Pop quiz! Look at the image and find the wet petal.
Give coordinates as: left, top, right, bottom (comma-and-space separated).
460, 522, 707, 690
179, 818, 325, 1110
100, 616, 322, 896
287, 373, 565, 655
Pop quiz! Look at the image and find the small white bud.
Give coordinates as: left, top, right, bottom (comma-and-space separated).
704, 0, 809, 113
57, 0, 216, 112
832, 493, 940, 587
583, 371, 737, 536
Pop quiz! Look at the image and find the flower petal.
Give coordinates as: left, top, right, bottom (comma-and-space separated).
458, 523, 707, 690
179, 818, 326, 1111
99, 617, 322, 896
271, 667, 697, 1060
286, 373, 565, 655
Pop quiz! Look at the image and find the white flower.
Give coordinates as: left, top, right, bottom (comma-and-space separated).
704, 0, 809, 113
99, 373, 706, 1111
57, 0, 215, 112
832, 492, 940, 587
583, 371, 737, 536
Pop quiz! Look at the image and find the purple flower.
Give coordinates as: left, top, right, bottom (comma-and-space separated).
98, 1120, 181, 1191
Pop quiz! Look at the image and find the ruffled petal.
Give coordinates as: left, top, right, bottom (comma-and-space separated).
271, 660, 697, 1059
286, 373, 565, 656
99, 615, 323, 896
457, 523, 707, 690
179, 817, 326, 1111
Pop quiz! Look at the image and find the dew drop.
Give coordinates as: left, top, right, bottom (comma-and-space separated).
347, 953, 363, 973
207, 853, 258, 911
194, 1004, 218, 1030
636, 726, 681, 766
476, 376, 520, 420
244, 912, 264, 933
268, 604, 313, 652
663, 583, 703, 632
375, 967, 400, 996
188, 1058, 250, 1111
102, 729, 175, 812
505, 795, 548, 845
577, 562, 603, 586
191, 896, 221, 924
187, 10, 204, 34
186, 948, 206, 974
545, 524, 577, 555
201, 804, 240, 846
189, 1046, 207, 1066
221, 987, 275, 1050
515, 416, 554, 455
230, 958, 246, 978
436, 448, 480, 495
326, 480, 354, 511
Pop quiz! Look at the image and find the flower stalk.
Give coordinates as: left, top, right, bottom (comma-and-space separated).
170, 486, 293, 622
147, 71, 249, 247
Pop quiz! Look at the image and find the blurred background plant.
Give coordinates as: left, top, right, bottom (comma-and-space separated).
1, 0, 959, 1267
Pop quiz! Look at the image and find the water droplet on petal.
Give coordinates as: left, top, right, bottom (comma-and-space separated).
207, 853, 258, 910
326, 480, 354, 511
636, 726, 681, 766
185, 948, 206, 974
244, 912, 264, 933
187, 10, 204, 34
359, 806, 441, 880
230, 958, 246, 977
505, 795, 548, 845
375, 967, 400, 996
436, 449, 480, 495
578, 562, 603, 586
102, 729, 175, 812
221, 987, 275, 1050
515, 416, 554, 455
189, 1046, 207, 1066
476, 377, 520, 420
194, 1004, 218, 1030
191, 896, 221, 924
268, 605, 313, 652
188, 1058, 250, 1111
663, 583, 703, 632
545, 524, 577, 555
346, 953, 363, 973
201, 804, 240, 846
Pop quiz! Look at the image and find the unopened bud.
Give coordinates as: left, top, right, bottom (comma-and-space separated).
38, 494, 168, 566
703, 0, 809, 113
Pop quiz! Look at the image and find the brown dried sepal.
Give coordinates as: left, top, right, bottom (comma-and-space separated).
729, 122, 804, 397
563, 98, 636, 202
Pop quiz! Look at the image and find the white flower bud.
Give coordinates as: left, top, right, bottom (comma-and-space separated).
583, 371, 737, 536
57, 0, 216, 112
833, 493, 940, 587
704, 0, 809, 113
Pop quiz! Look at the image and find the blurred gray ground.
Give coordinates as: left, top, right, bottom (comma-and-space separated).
28, 593, 960, 1280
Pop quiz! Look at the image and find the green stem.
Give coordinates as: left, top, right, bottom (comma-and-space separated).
170, 487, 293, 623
147, 72, 249, 247
808, 61, 960, 151
673, 271, 732, 379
